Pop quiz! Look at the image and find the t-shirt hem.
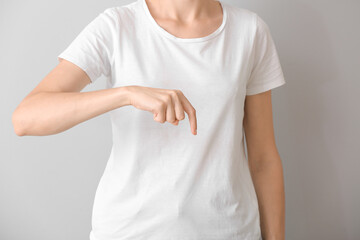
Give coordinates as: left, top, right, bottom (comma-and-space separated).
57, 53, 98, 84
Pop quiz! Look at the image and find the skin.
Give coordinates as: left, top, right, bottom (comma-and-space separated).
11, 59, 197, 136
12, 0, 285, 239
145, 0, 224, 39
244, 91, 286, 240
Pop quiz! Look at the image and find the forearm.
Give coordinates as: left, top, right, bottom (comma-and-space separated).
12, 86, 131, 136
249, 154, 285, 240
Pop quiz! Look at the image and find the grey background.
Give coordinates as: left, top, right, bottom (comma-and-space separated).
1, 0, 359, 239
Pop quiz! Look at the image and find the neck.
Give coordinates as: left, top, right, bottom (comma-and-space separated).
144, 0, 221, 24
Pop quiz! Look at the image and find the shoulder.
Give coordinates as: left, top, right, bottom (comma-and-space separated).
222, 2, 269, 34
100, 1, 139, 26
223, 2, 257, 24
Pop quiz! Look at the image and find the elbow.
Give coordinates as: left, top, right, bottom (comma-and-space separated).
12, 108, 28, 136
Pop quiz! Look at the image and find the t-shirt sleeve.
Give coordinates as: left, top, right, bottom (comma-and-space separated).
246, 14, 286, 95
57, 9, 114, 84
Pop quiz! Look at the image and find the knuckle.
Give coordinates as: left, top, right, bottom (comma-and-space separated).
164, 95, 172, 104
169, 90, 177, 96
172, 91, 181, 101
156, 101, 166, 110
177, 90, 184, 96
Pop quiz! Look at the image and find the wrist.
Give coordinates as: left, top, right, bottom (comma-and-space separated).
116, 86, 133, 107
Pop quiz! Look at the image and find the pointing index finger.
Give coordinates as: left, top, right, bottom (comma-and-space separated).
179, 95, 197, 135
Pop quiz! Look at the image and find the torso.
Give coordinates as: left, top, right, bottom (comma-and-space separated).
90, 0, 262, 239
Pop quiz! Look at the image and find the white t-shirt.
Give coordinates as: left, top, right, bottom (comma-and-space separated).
58, 0, 286, 239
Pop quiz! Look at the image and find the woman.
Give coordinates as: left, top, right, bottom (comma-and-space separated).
12, 0, 286, 239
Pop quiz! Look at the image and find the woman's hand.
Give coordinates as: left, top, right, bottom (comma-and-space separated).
127, 85, 197, 135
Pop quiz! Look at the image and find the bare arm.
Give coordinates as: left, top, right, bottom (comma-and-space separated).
12, 59, 197, 136
243, 90, 285, 240
12, 59, 131, 136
